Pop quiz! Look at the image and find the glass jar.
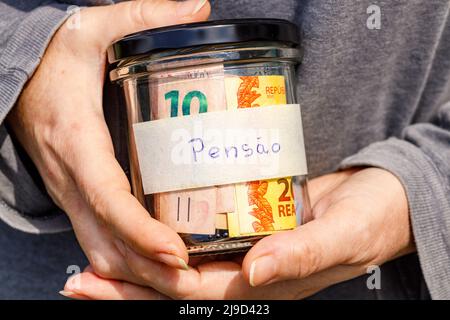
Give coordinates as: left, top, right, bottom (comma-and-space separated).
108, 19, 311, 256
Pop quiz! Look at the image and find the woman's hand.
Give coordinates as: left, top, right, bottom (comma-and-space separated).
8, 0, 210, 288
62, 167, 415, 299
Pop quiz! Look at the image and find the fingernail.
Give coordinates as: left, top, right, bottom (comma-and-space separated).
177, 0, 208, 17
157, 253, 189, 270
249, 256, 276, 287
59, 290, 78, 299
65, 274, 81, 292
59, 290, 90, 300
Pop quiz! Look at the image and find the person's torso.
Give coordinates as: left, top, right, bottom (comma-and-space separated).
71, 0, 450, 299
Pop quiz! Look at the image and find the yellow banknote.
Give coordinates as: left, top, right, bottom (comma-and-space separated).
225, 75, 297, 237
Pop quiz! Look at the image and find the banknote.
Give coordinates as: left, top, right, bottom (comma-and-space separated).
149, 65, 235, 234
146, 66, 297, 236
224, 75, 298, 237
154, 187, 218, 235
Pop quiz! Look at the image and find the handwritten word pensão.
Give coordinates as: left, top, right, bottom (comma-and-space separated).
188, 136, 281, 163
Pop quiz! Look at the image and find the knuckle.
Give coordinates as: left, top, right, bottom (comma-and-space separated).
126, 259, 156, 285
128, 0, 166, 30
56, 18, 87, 52
59, 8, 99, 47
128, 0, 149, 29
89, 252, 120, 279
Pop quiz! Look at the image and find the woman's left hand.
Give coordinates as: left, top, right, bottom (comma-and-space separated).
61, 167, 415, 300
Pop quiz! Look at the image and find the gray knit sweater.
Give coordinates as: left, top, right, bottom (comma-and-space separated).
0, 0, 449, 299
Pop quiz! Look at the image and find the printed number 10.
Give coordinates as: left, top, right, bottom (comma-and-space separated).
165, 90, 208, 117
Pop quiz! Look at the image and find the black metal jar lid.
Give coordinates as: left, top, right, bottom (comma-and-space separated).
108, 19, 301, 64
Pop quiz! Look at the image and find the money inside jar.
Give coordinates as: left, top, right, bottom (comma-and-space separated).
109, 19, 312, 256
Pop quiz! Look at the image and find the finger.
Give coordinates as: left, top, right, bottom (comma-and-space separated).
65, 190, 159, 285
66, 262, 369, 300
242, 209, 356, 287
59, 291, 92, 300
53, 42, 189, 268
54, 29, 190, 269
105, 250, 367, 300
59, 104, 190, 268
121, 245, 277, 300
66, 261, 371, 300
123, 247, 252, 300
61, 0, 210, 270
119, 244, 202, 299
63, 268, 168, 300
81, 0, 210, 46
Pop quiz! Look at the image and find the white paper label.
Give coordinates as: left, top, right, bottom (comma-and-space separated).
133, 104, 308, 194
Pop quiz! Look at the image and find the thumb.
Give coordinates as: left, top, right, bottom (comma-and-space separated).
81, 0, 210, 45
242, 214, 354, 287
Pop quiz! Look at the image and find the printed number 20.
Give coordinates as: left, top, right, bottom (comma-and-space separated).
277, 178, 294, 202
165, 90, 208, 117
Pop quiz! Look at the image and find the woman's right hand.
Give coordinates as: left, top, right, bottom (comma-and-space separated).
7, 0, 210, 293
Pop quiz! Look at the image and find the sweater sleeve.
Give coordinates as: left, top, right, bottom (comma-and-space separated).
0, 1, 74, 122
0, 1, 75, 233
339, 101, 450, 300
